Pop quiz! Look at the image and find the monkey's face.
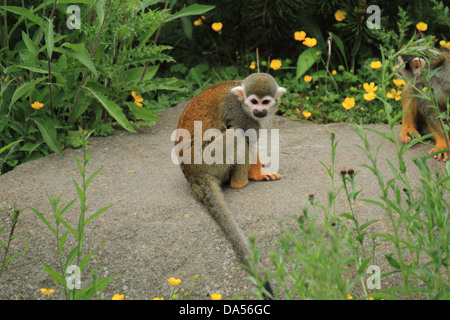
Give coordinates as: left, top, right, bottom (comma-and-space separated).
396, 55, 427, 82
231, 83, 286, 122
243, 94, 276, 119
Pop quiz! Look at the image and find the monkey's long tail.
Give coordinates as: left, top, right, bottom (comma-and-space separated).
190, 176, 273, 299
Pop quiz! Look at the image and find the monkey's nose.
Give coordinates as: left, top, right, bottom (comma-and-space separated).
253, 109, 268, 118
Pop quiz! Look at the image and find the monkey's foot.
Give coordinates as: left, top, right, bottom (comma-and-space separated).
427, 146, 449, 162
399, 128, 421, 144
249, 169, 281, 181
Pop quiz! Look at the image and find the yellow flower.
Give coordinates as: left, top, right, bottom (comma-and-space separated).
441, 40, 450, 50
167, 277, 182, 286
332, 70, 337, 75
249, 61, 256, 70
364, 91, 376, 101
294, 31, 306, 41
302, 111, 312, 118
416, 22, 428, 32
347, 294, 353, 299
211, 22, 223, 32
342, 97, 355, 110
193, 18, 202, 26
386, 88, 402, 101
303, 75, 312, 83
132, 91, 144, 107
363, 82, 377, 93
112, 294, 125, 300
370, 61, 382, 69
31, 101, 44, 110
40, 288, 55, 296
302, 37, 317, 47
393, 79, 406, 86
211, 293, 222, 300
270, 59, 282, 70
335, 10, 347, 22
153, 297, 164, 300
369, 297, 374, 300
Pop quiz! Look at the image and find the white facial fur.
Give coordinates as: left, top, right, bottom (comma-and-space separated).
231, 86, 286, 125
396, 56, 427, 81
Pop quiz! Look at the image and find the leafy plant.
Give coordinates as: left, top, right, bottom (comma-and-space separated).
247, 36, 449, 300
0, 207, 28, 281
0, 0, 214, 174
30, 132, 115, 300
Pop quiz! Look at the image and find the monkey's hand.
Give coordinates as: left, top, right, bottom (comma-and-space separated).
399, 128, 421, 144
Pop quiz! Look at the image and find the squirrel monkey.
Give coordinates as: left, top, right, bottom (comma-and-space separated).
174, 73, 286, 298
397, 48, 450, 161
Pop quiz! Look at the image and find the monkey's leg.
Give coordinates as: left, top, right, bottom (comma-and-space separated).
422, 107, 449, 161
399, 86, 421, 144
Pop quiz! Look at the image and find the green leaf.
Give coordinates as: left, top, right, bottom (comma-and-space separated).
44, 17, 54, 59
8, 77, 47, 111
58, 232, 69, 256
75, 275, 117, 300
64, 246, 79, 272
359, 219, 379, 231
0, 6, 44, 27
15, 64, 48, 74
330, 32, 347, 68
32, 118, 63, 155
84, 166, 103, 189
79, 250, 95, 272
168, 4, 215, 22
340, 213, 356, 222
296, 47, 320, 79
84, 204, 113, 226
41, 261, 66, 286
54, 47, 98, 77
60, 198, 77, 219
126, 66, 159, 82
83, 87, 136, 133
360, 198, 388, 212
0, 139, 23, 155
30, 207, 56, 236
384, 253, 401, 270
5, 239, 28, 265
356, 232, 366, 245
22, 31, 37, 56
362, 126, 395, 143
126, 102, 161, 121
59, 218, 78, 238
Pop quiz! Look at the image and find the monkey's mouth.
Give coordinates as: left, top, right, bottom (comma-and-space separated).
253, 109, 268, 118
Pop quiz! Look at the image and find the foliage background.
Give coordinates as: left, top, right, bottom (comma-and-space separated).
1, 0, 449, 174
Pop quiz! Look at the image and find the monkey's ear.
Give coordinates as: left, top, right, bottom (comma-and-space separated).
276, 87, 287, 100
231, 86, 245, 100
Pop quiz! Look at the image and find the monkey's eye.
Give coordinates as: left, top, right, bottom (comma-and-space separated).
262, 100, 270, 105
251, 99, 258, 105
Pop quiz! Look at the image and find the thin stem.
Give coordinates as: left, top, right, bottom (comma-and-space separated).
140, 0, 169, 81
67, 0, 112, 126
